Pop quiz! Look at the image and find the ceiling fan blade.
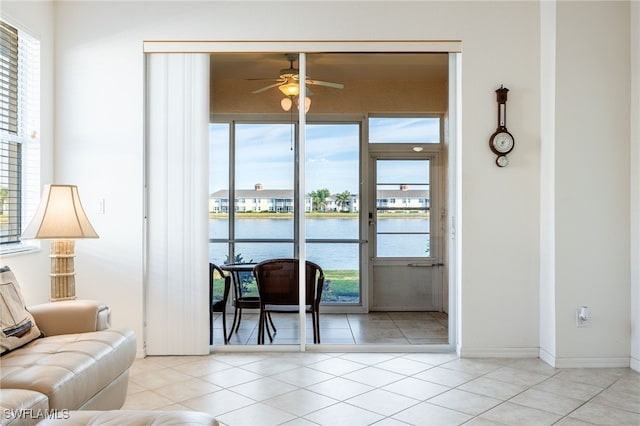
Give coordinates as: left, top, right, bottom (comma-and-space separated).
306, 79, 344, 89
252, 82, 283, 94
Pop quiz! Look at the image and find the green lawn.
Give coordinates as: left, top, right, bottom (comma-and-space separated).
321, 270, 359, 302
212, 269, 360, 304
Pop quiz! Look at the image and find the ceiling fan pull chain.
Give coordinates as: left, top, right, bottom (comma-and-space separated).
290, 105, 294, 151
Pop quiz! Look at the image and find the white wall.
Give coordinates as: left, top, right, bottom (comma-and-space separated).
552, 1, 631, 367
2, 1, 635, 365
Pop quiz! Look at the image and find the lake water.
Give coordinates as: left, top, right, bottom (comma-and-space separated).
209, 217, 430, 269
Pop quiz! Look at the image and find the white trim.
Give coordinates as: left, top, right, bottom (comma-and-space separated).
552, 357, 631, 369
541, 348, 632, 368
298, 53, 307, 350
539, 0, 558, 367
448, 52, 462, 357
539, 347, 556, 367
143, 40, 462, 54
460, 347, 540, 359
630, 0, 640, 374
151, 40, 462, 353
0, 242, 40, 257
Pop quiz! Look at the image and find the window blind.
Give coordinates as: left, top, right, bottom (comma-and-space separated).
0, 140, 21, 244
0, 22, 18, 135
0, 20, 40, 251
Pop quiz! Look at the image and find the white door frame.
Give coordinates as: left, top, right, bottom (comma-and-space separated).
143, 41, 462, 354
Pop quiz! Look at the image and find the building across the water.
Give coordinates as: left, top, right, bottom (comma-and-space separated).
209, 184, 429, 213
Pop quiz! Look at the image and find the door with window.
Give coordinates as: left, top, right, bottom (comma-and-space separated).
367, 118, 444, 311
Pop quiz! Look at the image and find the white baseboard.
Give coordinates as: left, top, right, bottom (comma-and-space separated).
459, 346, 539, 358
544, 355, 630, 369
461, 347, 631, 368
540, 347, 634, 369
629, 356, 639, 372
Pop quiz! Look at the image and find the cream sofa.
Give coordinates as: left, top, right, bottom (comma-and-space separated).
1, 299, 219, 426
0, 300, 136, 426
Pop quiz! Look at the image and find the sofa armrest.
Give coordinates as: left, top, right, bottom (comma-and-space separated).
28, 300, 111, 336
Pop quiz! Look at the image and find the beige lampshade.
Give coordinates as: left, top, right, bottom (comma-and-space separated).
22, 184, 99, 239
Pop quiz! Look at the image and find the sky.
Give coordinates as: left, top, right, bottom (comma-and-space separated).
209, 117, 438, 194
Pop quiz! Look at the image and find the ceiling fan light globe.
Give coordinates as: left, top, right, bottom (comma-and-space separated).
280, 97, 293, 111
304, 96, 311, 113
279, 82, 299, 96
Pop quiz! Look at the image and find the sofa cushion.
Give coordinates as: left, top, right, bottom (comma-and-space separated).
0, 328, 136, 410
0, 267, 42, 356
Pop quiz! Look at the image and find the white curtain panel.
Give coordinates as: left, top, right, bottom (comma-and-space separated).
145, 54, 210, 355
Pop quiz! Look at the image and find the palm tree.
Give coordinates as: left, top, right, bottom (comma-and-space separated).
309, 188, 330, 211
335, 191, 352, 212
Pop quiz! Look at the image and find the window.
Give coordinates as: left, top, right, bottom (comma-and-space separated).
369, 116, 441, 144
0, 20, 40, 253
375, 159, 432, 258
209, 121, 362, 306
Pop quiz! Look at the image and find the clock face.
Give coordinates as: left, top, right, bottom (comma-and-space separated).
491, 132, 514, 154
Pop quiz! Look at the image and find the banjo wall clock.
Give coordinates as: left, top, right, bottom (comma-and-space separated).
489, 85, 515, 167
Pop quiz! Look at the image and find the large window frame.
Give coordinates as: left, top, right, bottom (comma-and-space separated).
209, 117, 365, 308
210, 114, 445, 312
0, 19, 40, 255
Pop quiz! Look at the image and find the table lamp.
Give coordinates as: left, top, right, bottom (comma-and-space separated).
22, 184, 99, 301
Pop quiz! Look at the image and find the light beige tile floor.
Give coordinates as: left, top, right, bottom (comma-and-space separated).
124, 352, 640, 425
211, 312, 449, 346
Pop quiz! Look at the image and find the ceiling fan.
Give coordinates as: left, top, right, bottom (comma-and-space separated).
251, 53, 345, 96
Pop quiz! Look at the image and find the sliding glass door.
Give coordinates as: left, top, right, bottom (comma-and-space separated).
209, 120, 361, 345
210, 122, 299, 345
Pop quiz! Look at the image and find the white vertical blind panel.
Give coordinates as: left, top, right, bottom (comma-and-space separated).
146, 53, 210, 355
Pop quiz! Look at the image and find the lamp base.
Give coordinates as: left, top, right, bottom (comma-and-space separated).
50, 239, 77, 302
